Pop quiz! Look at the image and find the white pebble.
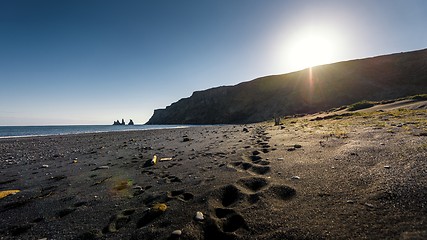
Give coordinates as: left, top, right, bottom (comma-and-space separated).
291, 176, 300, 180
195, 211, 204, 221
42, 164, 49, 168
384, 165, 390, 169
365, 203, 374, 208
171, 230, 182, 236
277, 157, 284, 160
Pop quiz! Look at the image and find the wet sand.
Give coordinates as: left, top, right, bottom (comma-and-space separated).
1, 106, 427, 239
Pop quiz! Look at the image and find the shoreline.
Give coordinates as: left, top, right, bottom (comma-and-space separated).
0, 124, 194, 139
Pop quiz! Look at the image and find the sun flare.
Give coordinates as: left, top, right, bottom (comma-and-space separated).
285, 28, 341, 71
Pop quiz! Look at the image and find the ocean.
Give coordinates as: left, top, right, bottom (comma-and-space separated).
0, 125, 189, 138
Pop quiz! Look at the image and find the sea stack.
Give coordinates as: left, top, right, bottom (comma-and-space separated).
113, 119, 127, 125
128, 119, 134, 125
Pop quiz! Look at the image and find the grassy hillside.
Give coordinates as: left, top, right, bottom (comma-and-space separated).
147, 49, 427, 124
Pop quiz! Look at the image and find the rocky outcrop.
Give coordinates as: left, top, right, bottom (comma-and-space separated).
113, 119, 133, 125
113, 120, 123, 125
146, 49, 427, 124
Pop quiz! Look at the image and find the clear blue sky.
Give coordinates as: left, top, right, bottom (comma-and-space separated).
1, 0, 426, 125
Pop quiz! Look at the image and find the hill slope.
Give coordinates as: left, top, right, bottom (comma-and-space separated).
146, 49, 427, 124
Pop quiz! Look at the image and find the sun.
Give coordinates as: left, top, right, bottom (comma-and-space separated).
285, 28, 341, 72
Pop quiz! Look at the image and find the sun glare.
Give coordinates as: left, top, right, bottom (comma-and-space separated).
285, 28, 341, 72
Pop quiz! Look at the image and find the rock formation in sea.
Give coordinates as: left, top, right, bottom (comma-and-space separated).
128, 119, 134, 125
113, 119, 127, 125
146, 48, 427, 124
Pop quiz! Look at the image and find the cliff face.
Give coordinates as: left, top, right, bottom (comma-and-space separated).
146, 49, 427, 124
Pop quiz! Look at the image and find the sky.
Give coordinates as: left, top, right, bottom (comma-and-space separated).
0, 0, 426, 126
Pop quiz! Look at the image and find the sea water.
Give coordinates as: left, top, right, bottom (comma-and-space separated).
0, 125, 189, 138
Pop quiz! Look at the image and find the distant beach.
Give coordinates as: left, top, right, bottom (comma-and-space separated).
0, 125, 190, 138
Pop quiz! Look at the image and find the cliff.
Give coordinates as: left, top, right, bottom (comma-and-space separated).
146, 49, 427, 124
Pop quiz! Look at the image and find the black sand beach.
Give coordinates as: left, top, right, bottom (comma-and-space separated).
1, 101, 427, 239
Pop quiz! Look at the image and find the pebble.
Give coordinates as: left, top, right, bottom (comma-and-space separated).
291, 176, 300, 180
97, 166, 109, 169
195, 211, 204, 221
152, 203, 168, 212
384, 165, 390, 169
346, 200, 355, 204
132, 185, 143, 191
41, 164, 49, 168
364, 203, 374, 208
277, 157, 284, 160
171, 230, 182, 236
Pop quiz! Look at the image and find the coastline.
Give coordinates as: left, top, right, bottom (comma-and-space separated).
1, 109, 426, 239
0, 124, 192, 139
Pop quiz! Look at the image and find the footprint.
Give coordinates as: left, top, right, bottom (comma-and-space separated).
166, 175, 182, 183
250, 165, 271, 175
103, 209, 136, 233
136, 208, 165, 228
220, 185, 244, 207
252, 150, 261, 156
249, 155, 262, 162
8, 224, 33, 237
237, 177, 269, 192
73, 201, 87, 207
229, 161, 252, 171
214, 208, 236, 218
261, 144, 270, 149
257, 160, 270, 166
167, 190, 194, 202
261, 149, 270, 153
241, 162, 253, 170
56, 207, 76, 218
213, 208, 248, 232
202, 218, 237, 240
266, 185, 296, 200
223, 214, 247, 232
50, 175, 67, 182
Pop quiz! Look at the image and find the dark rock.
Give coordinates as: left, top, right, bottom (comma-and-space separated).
183, 137, 190, 142
113, 119, 128, 125
128, 119, 134, 125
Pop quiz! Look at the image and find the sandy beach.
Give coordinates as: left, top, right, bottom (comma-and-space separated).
1, 104, 427, 239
